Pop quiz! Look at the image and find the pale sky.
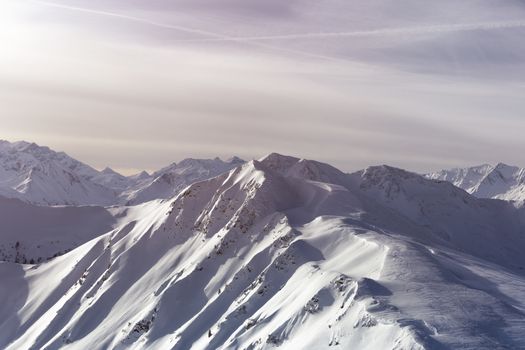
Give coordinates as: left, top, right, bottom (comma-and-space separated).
1, 0, 525, 174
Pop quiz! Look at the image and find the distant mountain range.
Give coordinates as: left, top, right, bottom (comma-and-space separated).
426, 163, 525, 203
3, 139, 524, 207
0, 140, 244, 206
0, 144, 524, 349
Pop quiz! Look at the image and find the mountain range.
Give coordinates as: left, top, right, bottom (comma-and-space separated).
0, 142, 524, 349
0, 140, 244, 206
426, 163, 525, 203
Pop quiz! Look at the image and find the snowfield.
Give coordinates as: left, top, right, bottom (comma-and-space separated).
1, 151, 524, 349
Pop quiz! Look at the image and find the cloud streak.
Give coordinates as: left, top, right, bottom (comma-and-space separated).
31, 0, 352, 63
170, 21, 525, 42
30, 1, 525, 44
31, 0, 229, 39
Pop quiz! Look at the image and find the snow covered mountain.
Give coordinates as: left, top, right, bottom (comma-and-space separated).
1, 153, 524, 350
426, 163, 525, 203
0, 140, 244, 206
91, 167, 136, 192
0, 140, 118, 206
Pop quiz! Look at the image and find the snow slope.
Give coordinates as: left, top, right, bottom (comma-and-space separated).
1, 153, 524, 349
0, 195, 117, 264
427, 163, 525, 202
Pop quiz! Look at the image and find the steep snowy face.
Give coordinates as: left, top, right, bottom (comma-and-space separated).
427, 163, 525, 201
1, 154, 524, 350
120, 157, 245, 205
0, 141, 117, 206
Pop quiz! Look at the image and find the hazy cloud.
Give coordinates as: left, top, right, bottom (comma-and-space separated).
1, 0, 525, 174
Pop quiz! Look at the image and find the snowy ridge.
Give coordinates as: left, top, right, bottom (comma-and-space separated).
427, 163, 525, 202
1, 153, 524, 349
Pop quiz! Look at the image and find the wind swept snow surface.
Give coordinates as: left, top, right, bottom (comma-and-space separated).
1, 153, 524, 349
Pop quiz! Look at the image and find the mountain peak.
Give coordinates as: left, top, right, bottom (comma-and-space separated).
260, 152, 300, 163
492, 162, 520, 177
495, 162, 514, 168
101, 167, 121, 175
359, 164, 421, 183
258, 153, 301, 172
0, 140, 50, 155
177, 158, 212, 167
129, 170, 150, 179
226, 155, 244, 164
